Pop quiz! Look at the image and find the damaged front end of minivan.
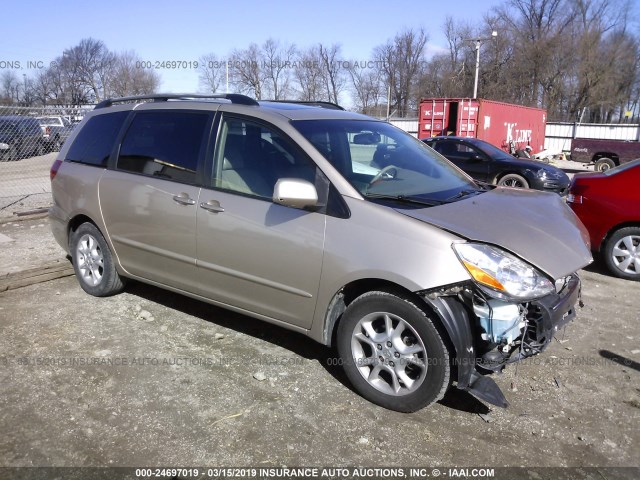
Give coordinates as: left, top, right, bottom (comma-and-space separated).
419, 259, 582, 408
404, 189, 593, 408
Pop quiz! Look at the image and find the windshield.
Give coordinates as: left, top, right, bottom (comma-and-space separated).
292, 119, 479, 204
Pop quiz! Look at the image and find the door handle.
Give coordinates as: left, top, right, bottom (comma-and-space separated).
172, 193, 196, 206
200, 200, 225, 213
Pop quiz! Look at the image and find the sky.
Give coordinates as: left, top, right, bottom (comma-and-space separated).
1, 0, 507, 97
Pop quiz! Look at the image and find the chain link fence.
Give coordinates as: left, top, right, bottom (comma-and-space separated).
0, 105, 91, 218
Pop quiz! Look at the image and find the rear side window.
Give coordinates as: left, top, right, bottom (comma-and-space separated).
66, 112, 128, 166
117, 111, 209, 185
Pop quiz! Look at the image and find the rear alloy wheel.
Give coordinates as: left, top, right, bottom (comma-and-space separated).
595, 157, 615, 172
603, 227, 640, 281
336, 291, 450, 412
497, 173, 529, 189
70, 223, 125, 296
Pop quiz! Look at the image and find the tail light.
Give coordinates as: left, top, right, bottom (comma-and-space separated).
45, 126, 51, 135
567, 181, 588, 204
50, 159, 62, 180
566, 193, 583, 204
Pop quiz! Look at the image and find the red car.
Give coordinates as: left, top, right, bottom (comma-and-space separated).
567, 159, 640, 280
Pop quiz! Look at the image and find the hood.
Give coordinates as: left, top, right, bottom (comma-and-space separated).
499, 157, 566, 174
397, 188, 592, 279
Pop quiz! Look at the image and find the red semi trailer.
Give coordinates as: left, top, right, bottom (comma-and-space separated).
418, 98, 547, 154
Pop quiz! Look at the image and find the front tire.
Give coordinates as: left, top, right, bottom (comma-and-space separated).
70, 223, 125, 296
336, 291, 450, 412
603, 227, 640, 281
497, 173, 529, 189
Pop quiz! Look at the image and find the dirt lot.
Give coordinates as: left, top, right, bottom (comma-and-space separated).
0, 217, 639, 475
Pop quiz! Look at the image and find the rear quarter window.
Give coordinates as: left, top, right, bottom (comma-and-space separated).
65, 111, 129, 167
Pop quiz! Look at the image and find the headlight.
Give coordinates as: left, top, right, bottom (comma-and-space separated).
536, 168, 562, 179
453, 243, 554, 300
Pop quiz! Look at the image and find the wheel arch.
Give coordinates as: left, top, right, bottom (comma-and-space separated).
323, 279, 413, 347
592, 152, 619, 165
599, 221, 640, 251
68, 213, 101, 240
322, 278, 474, 387
493, 170, 530, 184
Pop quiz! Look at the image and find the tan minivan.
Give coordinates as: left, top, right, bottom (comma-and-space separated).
50, 94, 592, 412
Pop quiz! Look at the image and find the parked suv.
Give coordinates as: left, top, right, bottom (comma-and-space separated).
0, 115, 45, 160
50, 94, 592, 412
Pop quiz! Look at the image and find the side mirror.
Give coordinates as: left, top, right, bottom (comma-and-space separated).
273, 178, 318, 209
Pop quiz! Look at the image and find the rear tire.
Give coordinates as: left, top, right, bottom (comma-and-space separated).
70, 223, 125, 296
336, 291, 450, 412
595, 157, 615, 172
603, 227, 640, 281
497, 173, 529, 189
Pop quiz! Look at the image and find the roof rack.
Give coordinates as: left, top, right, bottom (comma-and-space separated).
266, 100, 345, 111
94, 93, 259, 109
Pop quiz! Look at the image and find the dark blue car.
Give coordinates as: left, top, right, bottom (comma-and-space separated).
422, 136, 570, 194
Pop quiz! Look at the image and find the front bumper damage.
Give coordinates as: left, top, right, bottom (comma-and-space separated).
421, 273, 582, 408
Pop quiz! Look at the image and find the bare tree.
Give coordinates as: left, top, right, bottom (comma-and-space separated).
30, 70, 54, 105
418, 17, 474, 99
294, 43, 345, 104
294, 46, 325, 101
0, 71, 20, 103
229, 44, 263, 99
198, 53, 225, 93
261, 38, 296, 99
348, 66, 383, 114
108, 51, 160, 98
61, 38, 116, 102
373, 28, 428, 116
318, 44, 345, 104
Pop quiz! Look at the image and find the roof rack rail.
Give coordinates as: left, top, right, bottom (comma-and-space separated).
94, 93, 259, 109
266, 100, 345, 111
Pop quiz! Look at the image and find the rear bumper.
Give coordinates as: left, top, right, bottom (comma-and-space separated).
49, 205, 69, 254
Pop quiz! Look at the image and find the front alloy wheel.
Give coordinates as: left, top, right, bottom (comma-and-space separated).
350, 311, 427, 396
337, 291, 450, 412
498, 173, 529, 189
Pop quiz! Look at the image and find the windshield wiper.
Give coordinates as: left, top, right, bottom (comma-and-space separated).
474, 180, 494, 190
364, 193, 443, 207
444, 189, 482, 202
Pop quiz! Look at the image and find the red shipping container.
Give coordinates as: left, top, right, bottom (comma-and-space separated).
418, 98, 547, 154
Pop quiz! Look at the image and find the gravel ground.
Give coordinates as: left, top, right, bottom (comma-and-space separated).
0, 217, 639, 474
